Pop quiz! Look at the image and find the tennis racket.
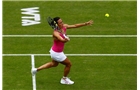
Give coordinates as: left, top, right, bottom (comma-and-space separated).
47, 17, 59, 30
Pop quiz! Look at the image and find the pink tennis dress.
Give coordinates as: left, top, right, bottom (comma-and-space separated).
50, 27, 67, 62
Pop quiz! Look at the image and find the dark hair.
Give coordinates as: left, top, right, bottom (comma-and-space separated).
53, 17, 60, 24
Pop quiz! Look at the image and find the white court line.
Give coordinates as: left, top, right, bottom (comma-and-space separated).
2, 35, 137, 38
2, 54, 137, 56
3, 0, 137, 1
31, 55, 36, 90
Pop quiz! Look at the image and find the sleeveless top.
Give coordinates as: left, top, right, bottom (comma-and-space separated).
51, 27, 67, 52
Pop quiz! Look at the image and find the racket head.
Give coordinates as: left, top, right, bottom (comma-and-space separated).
47, 17, 59, 30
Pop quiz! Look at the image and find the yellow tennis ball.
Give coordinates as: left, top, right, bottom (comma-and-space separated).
105, 13, 109, 17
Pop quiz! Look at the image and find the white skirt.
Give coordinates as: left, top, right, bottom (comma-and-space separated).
49, 49, 67, 62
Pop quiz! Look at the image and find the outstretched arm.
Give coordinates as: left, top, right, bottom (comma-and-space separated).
64, 20, 93, 29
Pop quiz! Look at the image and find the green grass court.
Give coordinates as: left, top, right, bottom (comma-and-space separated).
3, 1, 137, 90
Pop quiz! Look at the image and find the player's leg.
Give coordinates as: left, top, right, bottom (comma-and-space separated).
37, 60, 59, 71
60, 58, 72, 77
31, 60, 59, 75
60, 58, 74, 85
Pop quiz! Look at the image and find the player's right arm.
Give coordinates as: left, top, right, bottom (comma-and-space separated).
53, 31, 69, 43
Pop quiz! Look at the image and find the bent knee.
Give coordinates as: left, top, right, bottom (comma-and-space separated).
67, 62, 72, 67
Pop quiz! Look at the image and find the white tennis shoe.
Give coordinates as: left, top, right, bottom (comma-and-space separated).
60, 77, 74, 85
31, 68, 37, 76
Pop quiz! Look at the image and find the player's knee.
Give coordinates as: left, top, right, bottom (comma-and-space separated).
67, 62, 72, 67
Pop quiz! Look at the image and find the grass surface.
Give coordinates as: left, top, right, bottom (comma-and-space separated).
3, 1, 137, 90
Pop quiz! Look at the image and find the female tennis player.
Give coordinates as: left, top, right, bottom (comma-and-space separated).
32, 17, 93, 85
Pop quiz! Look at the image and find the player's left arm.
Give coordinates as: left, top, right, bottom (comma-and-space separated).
64, 20, 93, 29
